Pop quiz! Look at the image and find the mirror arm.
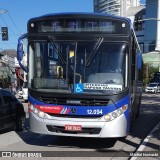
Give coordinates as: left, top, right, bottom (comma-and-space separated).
18, 33, 28, 43
17, 33, 28, 73
18, 60, 28, 73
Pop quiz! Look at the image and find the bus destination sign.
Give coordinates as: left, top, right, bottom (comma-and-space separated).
30, 18, 129, 34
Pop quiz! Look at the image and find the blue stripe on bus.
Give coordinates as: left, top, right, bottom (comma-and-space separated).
29, 94, 130, 117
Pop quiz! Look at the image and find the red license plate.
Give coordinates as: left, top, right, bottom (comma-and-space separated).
64, 125, 82, 131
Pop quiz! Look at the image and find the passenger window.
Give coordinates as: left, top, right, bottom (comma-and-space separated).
2, 91, 13, 104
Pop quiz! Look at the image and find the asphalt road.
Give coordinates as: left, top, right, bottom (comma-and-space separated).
0, 92, 160, 160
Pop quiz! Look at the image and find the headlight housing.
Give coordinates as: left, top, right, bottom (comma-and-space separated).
29, 104, 49, 118
104, 105, 128, 122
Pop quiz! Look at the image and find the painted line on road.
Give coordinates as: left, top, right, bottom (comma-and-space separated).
130, 122, 160, 160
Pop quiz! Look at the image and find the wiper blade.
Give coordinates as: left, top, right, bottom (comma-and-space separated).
85, 37, 104, 67
48, 37, 66, 65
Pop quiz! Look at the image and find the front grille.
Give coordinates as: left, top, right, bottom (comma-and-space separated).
46, 125, 101, 135
39, 97, 110, 106
46, 113, 102, 119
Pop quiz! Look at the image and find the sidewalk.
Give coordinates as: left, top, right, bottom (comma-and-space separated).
130, 122, 160, 160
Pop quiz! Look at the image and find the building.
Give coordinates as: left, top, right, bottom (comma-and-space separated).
0, 50, 16, 88
0, 49, 28, 89
0, 54, 8, 88
94, 0, 140, 16
126, 5, 146, 52
144, 0, 159, 53
94, 0, 145, 51
143, 0, 160, 71
94, 0, 160, 70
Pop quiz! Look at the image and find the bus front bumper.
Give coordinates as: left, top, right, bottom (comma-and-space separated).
29, 112, 128, 138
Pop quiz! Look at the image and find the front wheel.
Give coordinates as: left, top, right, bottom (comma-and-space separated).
15, 116, 25, 131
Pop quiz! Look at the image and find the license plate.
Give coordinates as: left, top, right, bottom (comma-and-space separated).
64, 125, 82, 131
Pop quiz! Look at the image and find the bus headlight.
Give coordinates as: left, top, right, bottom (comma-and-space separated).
104, 114, 111, 121
112, 112, 118, 119
29, 104, 47, 118
38, 111, 45, 118
104, 104, 128, 122
117, 109, 123, 115
33, 108, 38, 114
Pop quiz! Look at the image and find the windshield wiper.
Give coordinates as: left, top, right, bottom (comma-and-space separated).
48, 37, 66, 65
85, 37, 104, 67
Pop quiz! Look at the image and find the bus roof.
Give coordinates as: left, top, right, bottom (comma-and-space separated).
28, 12, 131, 24
27, 12, 132, 36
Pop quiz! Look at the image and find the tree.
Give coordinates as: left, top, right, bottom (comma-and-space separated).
143, 63, 159, 86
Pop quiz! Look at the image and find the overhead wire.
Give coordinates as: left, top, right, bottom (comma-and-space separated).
7, 11, 22, 34
0, 13, 17, 35
0, 10, 22, 50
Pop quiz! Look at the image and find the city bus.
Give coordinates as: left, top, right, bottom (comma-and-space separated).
17, 13, 143, 138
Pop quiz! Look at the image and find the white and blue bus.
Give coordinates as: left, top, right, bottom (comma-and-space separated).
17, 13, 143, 138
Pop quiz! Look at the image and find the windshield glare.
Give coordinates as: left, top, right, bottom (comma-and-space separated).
28, 40, 128, 94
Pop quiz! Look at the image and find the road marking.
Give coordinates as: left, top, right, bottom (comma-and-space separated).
130, 122, 160, 160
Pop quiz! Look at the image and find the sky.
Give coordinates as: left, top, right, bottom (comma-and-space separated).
0, 0, 145, 50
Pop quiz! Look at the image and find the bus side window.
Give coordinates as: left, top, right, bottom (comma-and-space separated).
131, 37, 136, 81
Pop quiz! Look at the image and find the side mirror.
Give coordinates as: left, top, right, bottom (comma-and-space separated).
17, 43, 23, 61
17, 33, 28, 73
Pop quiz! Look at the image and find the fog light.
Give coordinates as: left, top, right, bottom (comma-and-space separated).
104, 114, 111, 121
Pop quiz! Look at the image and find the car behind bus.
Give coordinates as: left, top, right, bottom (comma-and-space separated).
145, 83, 160, 93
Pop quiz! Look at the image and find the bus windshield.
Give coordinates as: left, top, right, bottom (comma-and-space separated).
29, 39, 128, 94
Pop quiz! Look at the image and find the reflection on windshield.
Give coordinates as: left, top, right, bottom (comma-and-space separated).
29, 40, 128, 94
85, 37, 104, 66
